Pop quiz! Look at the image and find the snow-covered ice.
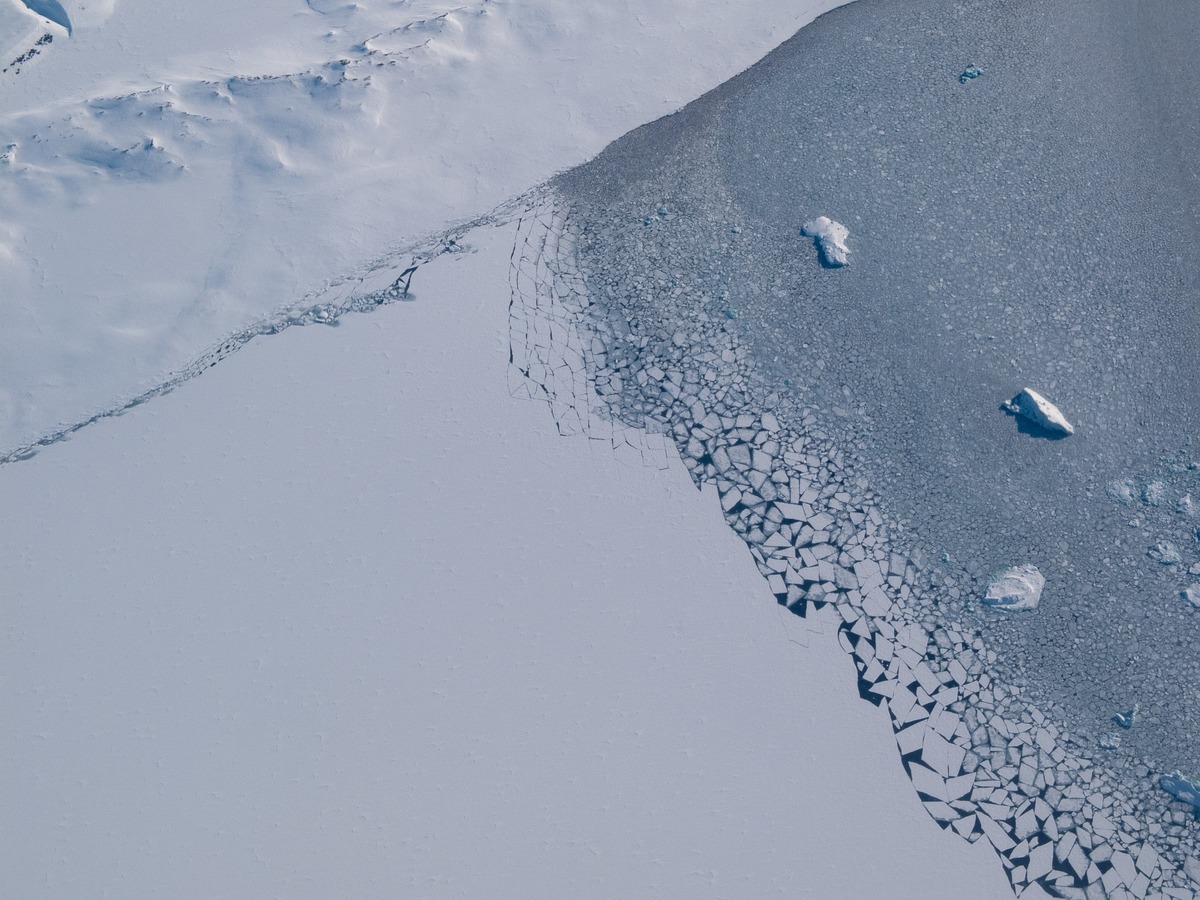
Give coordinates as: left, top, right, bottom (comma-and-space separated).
4, 0, 1200, 895
0, 0, 855, 452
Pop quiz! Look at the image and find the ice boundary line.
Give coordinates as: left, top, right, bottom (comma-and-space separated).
0, 196, 528, 467
506, 187, 1200, 899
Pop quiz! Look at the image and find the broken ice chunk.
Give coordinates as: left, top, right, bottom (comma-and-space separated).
960, 64, 983, 83
1182, 585, 1200, 609
801, 216, 851, 267
983, 564, 1044, 611
1002, 387, 1075, 436
1159, 771, 1200, 812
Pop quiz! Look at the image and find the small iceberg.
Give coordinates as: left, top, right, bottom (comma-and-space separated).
1182, 585, 1200, 609
959, 64, 983, 84
1002, 387, 1075, 436
802, 216, 851, 267
1113, 705, 1137, 729
983, 564, 1044, 611
1159, 771, 1200, 812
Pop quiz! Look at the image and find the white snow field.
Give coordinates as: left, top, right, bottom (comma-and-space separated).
0, 0, 852, 454
0, 223, 1034, 899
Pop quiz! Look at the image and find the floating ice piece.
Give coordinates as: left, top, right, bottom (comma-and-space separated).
1002, 388, 1075, 436
1159, 771, 1200, 812
1113, 705, 1137, 729
983, 564, 1044, 611
801, 216, 851, 267
959, 64, 983, 83
1182, 585, 1200, 608
1187, 855, 1200, 887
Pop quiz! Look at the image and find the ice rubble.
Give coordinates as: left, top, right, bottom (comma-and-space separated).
982, 564, 1044, 611
1002, 388, 1074, 436
801, 216, 851, 267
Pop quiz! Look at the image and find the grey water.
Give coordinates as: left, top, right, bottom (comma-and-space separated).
556, 0, 1200, 781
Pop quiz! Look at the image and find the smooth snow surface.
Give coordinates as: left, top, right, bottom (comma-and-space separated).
0, 0, 853, 453
0, 224, 1025, 899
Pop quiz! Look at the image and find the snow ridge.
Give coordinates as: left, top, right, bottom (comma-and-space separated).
17, 0, 69, 34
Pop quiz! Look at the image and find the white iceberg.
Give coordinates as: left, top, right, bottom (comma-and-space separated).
983, 564, 1045, 611
802, 216, 851, 267
1002, 388, 1075, 436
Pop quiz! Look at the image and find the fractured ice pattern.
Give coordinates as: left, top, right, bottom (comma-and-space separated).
506, 1, 1200, 893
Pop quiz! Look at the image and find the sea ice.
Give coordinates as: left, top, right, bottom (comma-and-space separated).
1181, 585, 1200, 609
1002, 388, 1075, 436
801, 216, 851, 267
982, 564, 1044, 611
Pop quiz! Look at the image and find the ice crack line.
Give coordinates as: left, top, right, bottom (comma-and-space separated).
0, 197, 526, 467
